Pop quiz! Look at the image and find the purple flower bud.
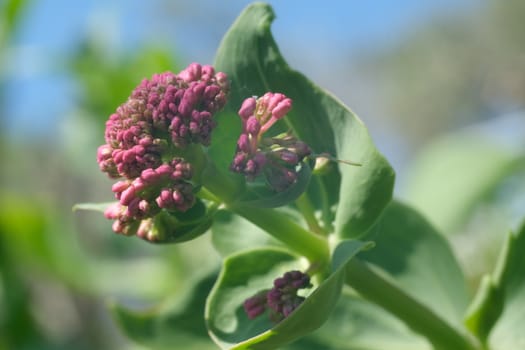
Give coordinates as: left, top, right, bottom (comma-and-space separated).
266, 167, 297, 192
274, 149, 299, 165
119, 185, 136, 206
104, 202, 124, 220
266, 270, 311, 322
273, 277, 287, 289
178, 89, 197, 117
178, 62, 201, 82
271, 98, 292, 120
112, 180, 130, 194
140, 168, 158, 183
136, 218, 153, 240
245, 116, 261, 136
156, 188, 173, 208
215, 72, 229, 89
238, 97, 257, 120
243, 291, 268, 320
237, 133, 251, 153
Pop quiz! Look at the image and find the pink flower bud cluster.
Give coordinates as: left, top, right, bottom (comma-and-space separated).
97, 63, 229, 239
103, 158, 195, 240
98, 63, 229, 180
243, 270, 312, 323
230, 92, 311, 191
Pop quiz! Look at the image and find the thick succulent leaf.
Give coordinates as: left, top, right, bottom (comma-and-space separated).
110, 272, 218, 350
309, 292, 431, 350
404, 131, 523, 234
214, 3, 394, 234
206, 242, 370, 349
359, 201, 469, 327
488, 221, 525, 349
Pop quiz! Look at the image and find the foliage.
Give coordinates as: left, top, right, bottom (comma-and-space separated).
2, 1, 524, 350
73, 3, 525, 349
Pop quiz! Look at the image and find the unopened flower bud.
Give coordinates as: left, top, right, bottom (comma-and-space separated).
243, 291, 268, 320
243, 270, 312, 324
239, 97, 257, 120
230, 93, 310, 192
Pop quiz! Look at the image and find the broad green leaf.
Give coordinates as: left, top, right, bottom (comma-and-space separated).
308, 292, 431, 350
359, 201, 469, 327
206, 242, 371, 349
404, 131, 523, 234
488, 221, 525, 349
315, 202, 471, 350
111, 272, 218, 350
214, 3, 394, 235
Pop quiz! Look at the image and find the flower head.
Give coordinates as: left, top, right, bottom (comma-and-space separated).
98, 63, 229, 240
230, 92, 311, 191
266, 270, 312, 322
242, 270, 312, 323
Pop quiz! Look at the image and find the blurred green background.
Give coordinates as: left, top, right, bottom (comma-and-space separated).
1, 0, 524, 348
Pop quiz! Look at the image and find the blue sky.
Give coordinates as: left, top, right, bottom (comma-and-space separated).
3, 0, 479, 139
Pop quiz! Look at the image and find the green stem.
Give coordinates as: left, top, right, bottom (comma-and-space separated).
229, 204, 330, 267
314, 176, 334, 232
295, 193, 326, 235
345, 259, 480, 350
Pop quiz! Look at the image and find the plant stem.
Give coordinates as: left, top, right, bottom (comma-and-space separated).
295, 193, 326, 235
345, 258, 480, 350
229, 204, 330, 267
314, 176, 334, 232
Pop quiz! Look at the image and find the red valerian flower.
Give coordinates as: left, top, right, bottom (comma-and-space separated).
97, 63, 229, 240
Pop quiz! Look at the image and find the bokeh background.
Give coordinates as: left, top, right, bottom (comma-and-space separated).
1, 0, 524, 349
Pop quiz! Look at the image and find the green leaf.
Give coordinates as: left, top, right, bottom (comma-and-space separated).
360, 201, 469, 327
309, 293, 431, 350
214, 2, 394, 236
404, 131, 523, 234
111, 272, 218, 350
488, 221, 525, 349
206, 241, 371, 349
